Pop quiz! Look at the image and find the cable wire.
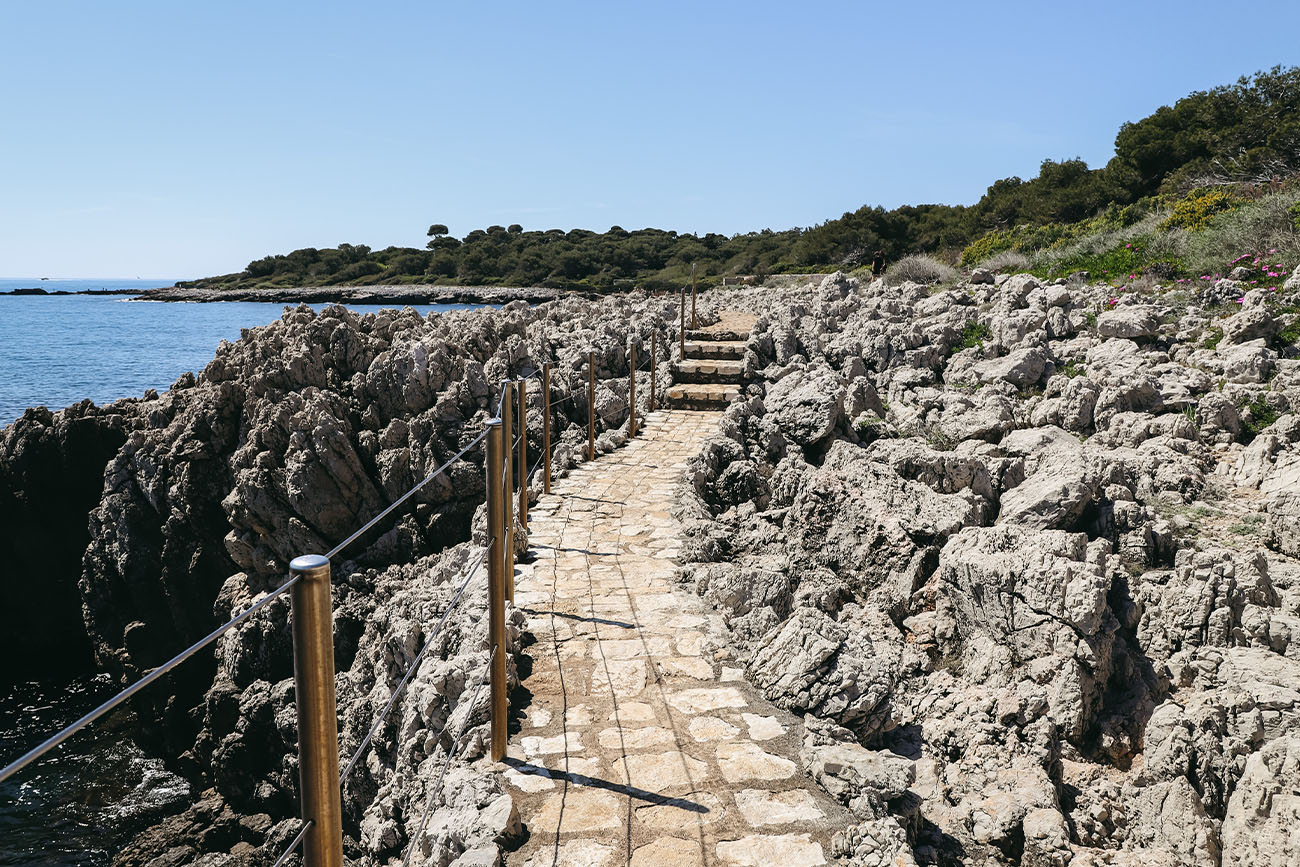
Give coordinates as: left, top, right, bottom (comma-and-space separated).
339, 545, 490, 785
400, 646, 496, 867
270, 819, 313, 867
326, 428, 489, 560
0, 574, 300, 785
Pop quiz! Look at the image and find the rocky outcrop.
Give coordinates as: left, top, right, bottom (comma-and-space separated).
677, 270, 1300, 864
1, 293, 673, 865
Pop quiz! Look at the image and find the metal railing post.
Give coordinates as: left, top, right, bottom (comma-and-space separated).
691, 262, 697, 330
679, 288, 686, 359
628, 340, 637, 436
484, 419, 507, 763
542, 362, 551, 494
289, 554, 344, 867
587, 351, 596, 461
650, 331, 657, 412
502, 380, 515, 603
517, 376, 528, 532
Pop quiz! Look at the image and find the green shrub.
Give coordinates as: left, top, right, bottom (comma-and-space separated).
884, 254, 958, 286
1202, 326, 1224, 349
1243, 393, 1281, 436
1061, 359, 1086, 378
1160, 188, 1241, 232
957, 321, 991, 350
1290, 201, 1300, 233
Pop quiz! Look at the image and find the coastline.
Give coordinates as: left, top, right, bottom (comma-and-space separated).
0, 284, 562, 304
132, 283, 561, 304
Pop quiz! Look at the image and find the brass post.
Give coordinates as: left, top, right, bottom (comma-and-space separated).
628, 340, 637, 436
679, 288, 686, 359
502, 380, 515, 603
542, 362, 551, 494
517, 376, 528, 532
289, 554, 344, 867
691, 262, 697, 329
587, 351, 596, 461
484, 419, 507, 762
650, 331, 657, 411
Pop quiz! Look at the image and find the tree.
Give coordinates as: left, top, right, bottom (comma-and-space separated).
427, 223, 449, 237
507, 224, 523, 234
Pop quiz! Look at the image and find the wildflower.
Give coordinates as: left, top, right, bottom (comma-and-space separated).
1125, 243, 1133, 249
1235, 297, 1245, 303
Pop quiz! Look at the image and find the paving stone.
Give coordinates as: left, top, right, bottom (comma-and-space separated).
716, 743, 797, 783
521, 839, 615, 867
520, 731, 583, 758
634, 791, 726, 832
657, 657, 715, 680
741, 713, 785, 741
716, 833, 827, 866
597, 725, 677, 751
532, 789, 624, 833
688, 716, 741, 741
667, 687, 748, 715
615, 751, 711, 789
733, 789, 825, 826
630, 837, 706, 866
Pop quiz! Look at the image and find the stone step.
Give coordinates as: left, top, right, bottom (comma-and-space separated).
685, 328, 750, 342
665, 383, 741, 409
673, 358, 744, 384
684, 340, 746, 360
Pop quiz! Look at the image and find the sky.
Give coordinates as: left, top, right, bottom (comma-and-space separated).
2, 1, 1298, 279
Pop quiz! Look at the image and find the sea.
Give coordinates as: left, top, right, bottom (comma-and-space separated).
0, 278, 485, 427
0, 278, 489, 864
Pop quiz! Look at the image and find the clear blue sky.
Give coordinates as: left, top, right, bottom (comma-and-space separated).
2, 0, 1298, 279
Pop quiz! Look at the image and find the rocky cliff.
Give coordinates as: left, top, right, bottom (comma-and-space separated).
678, 268, 1300, 865
1, 295, 674, 865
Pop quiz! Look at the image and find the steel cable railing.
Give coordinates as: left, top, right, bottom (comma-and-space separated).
326, 428, 490, 560
400, 645, 497, 867
271, 819, 313, 867
0, 572, 300, 784
338, 545, 490, 785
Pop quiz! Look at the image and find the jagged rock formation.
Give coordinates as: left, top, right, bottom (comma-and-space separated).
0, 295, 674, 865
679, 271, 1300, 865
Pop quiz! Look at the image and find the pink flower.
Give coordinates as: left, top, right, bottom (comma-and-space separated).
1235, 297, 1245, 303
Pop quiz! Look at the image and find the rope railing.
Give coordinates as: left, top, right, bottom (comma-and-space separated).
1, 320, 667, 866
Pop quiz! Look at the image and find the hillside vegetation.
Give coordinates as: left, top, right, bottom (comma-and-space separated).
178, 66, 1300, 294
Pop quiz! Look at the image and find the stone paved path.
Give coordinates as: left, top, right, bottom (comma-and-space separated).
501, 409, 852, 866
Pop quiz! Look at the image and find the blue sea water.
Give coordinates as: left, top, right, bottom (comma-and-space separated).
0, 280, 484, 426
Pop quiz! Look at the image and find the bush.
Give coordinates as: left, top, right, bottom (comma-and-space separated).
956, 321, 991, 350
979, 250, 1030, 273
883, 254, 958, 286
1160, 188, 1240, 232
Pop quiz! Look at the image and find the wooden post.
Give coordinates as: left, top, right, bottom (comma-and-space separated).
650, 332, 657, 411
679, 288, 686, 359
691, 262, 697, 329
517, 376, 527, 532
502, 380, 514, 603
628, 340, 637, 436
542, 362, 551, 494
484, 418, 507, 762
587, 351, 595, 461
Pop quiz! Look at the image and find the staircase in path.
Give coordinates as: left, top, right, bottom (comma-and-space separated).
664, 313, 756, 411
499, 408, 851, 867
